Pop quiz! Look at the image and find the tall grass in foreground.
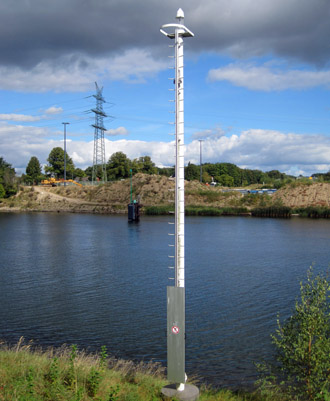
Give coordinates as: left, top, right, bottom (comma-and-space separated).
0, 338, 286, 401
0, 338, 167, 401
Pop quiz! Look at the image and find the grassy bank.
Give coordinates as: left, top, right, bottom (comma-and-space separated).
292, 206, 330, 218
0, 339, 283, 401
251, 206, 291, 218
144, 205, 249, 216
144, 205, 330, 218
0, 339, 167, 401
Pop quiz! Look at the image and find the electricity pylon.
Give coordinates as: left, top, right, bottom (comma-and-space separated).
92, 82, 107, 184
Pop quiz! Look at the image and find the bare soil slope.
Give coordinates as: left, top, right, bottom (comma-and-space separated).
1, 174, 329, 213
272, 182, 330, 208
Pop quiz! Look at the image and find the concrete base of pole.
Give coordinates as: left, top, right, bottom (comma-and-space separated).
161, 384, 199, 401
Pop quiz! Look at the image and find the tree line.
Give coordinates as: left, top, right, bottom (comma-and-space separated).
1, 147, 330, 198
33, 147, 299, 187
19, 148, 161, 185
0, 157, 17, 198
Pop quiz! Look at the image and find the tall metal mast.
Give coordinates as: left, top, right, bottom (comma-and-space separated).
160, 9, 198, 401
92, 82, 107, 184
62, 122, 69, 185
199, 139, 204, 183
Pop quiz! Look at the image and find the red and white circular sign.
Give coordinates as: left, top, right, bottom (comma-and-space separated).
172, 325, 180, 334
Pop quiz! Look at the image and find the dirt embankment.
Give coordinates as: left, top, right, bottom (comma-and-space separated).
0, 174, 329, 214
272, 182, 330, 208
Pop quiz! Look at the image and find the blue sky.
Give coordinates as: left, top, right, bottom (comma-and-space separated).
1, 0, 330, 176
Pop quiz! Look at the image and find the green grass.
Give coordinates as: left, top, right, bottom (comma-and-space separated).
144, 205, 174, 215
293, 206, 330, 218
251, 206, 291, 218
144, 205, 249, 216
196, 190, 225, 202
0, 339, 167, 401
185, 206, 249, 216
0, 339, 287, 401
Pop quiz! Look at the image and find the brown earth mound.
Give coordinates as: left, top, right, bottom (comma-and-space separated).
272, 182, 330, 208
1, 174, 329, 214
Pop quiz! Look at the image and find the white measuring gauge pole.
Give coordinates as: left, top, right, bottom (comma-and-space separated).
160, 9, 194, 289
175, 18, 185, 289
160, 9, 194, 393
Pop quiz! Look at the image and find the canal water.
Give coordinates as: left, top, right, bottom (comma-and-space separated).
0, 213, 329, 388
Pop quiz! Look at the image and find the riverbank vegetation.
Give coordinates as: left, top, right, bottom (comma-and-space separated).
0, 340, 167, 401
0, 338, 263, 401
144, 205, 250, 216
144, 204, 330, 218
251, 206, 292, 218
0, 340, 291, 401
292, 206, 330, 219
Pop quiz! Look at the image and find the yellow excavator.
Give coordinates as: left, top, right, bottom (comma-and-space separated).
41, 178, 82, 187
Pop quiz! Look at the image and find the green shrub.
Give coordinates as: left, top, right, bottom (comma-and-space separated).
257, 268, 330, 400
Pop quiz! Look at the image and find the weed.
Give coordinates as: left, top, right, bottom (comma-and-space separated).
107, 384, 120, 401
64, 344, 77, 390
100, 345, 108, 371
86, 367, 101, 397
44, 357, 59, 384
26, 367, 35, 397
73, 386, 84, 401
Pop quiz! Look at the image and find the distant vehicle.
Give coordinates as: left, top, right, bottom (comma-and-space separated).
41, 178, 82, 187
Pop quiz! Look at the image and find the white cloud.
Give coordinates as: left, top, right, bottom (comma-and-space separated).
2, 122, 329, 177
190, 127, 225, 140
106, 49, 168, 83
185, 130, 330, 175
105, 127, 129, 137
45, 106, 63, 115
105, 139, 175, 168
0, 49, 168, 92
0, 114, 42, 122
0, 106, 64, 123
208, 64, 330, 91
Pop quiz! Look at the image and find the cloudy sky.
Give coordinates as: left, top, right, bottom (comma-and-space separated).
1, 0, 330, 176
